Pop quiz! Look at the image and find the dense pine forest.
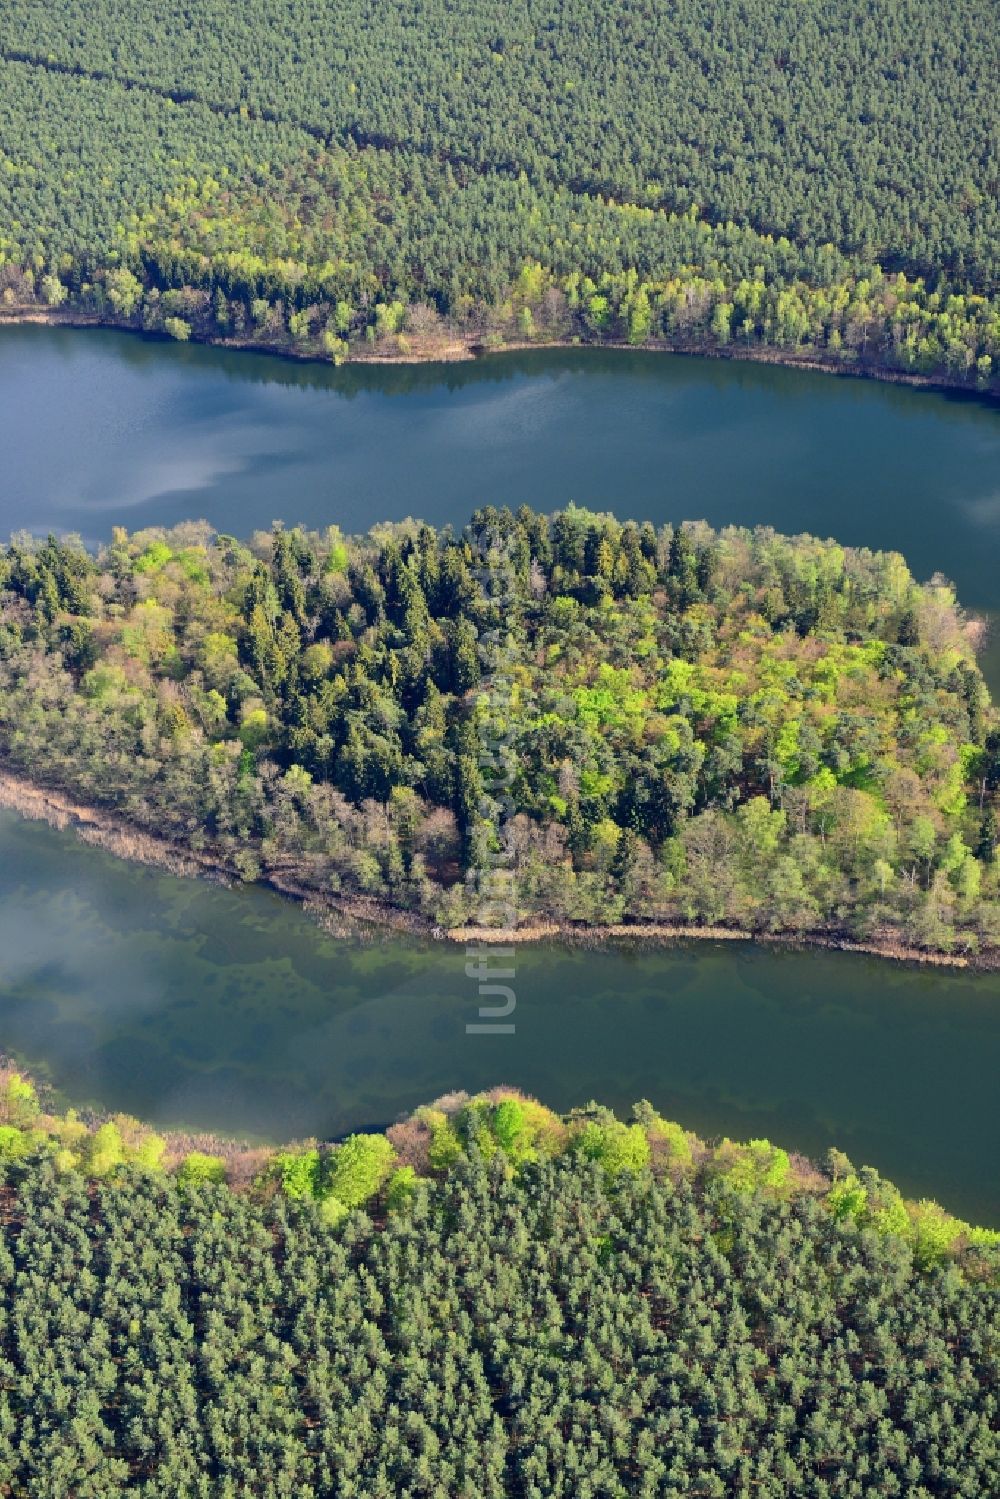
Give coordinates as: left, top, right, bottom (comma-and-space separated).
1, 1068, 998, 1496
1, 505, 999, 955
0, 0, 999, 383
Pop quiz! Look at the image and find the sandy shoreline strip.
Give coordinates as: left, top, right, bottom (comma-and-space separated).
2, 304, 998, 400
1, 766, 992, 970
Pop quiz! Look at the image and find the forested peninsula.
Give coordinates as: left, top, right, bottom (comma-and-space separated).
1, 1067, 998, 1495
1, 0, 1000, 388
3, 506, 999, 959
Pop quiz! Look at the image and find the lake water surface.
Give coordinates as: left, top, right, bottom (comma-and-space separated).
1, 810, 998, 1221
1, 326, 999, 1219
4, 325, 1000, 614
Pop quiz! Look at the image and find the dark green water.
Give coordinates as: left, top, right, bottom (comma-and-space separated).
1, 810, 998, 1222
1, 325, 999, 1218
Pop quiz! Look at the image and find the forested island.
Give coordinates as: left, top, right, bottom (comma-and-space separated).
2, 506, 998, 958
0, 0, 999, 387
1, 1066, 998, 1494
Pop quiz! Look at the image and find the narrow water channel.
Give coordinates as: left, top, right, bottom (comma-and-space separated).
1, 812, 997, 1222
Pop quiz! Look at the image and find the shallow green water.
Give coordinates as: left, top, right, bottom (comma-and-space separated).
1, 812, 998, 1222
1, 326, 999, 1218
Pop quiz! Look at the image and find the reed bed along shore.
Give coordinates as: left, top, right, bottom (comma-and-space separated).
1, 766, 991, 969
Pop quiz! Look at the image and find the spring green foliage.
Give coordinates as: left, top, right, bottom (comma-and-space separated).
0, 1072, 163, 1176
1, 1070, 39, 1126
321, 1131, 395, 1209
385, 1164, 424, 1213
273, 1146, 321, 1199
489, 1096, 564, 1163
643, 1112, 695, 1172
162, 314, 191, 341
712, 1137, 793, 1195
176, 1150, 227, 1186
827, 1173, 870, 1223
454, 1094, 566, 1167
0, 1080, 997, 1494
419, 1107, 465, 1171
0, 1125, 28, 1158
272, 1133, 395, 1224
83, 1122, 128, 1177
3, 506, 999, 954
572, 1113, 652, 1180
5, 1069, 993, 1272
0, 2, 998, 385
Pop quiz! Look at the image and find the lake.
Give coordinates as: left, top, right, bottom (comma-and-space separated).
4, 325, 1000, 612
2, 809, 998, 1221
1, 324, 999, 1218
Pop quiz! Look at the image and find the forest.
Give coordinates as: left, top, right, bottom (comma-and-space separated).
0, 0, 999, 383
1, 505, 999, 955
1, 1066, 998, 1496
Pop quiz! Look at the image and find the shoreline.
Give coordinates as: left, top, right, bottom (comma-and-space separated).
0, 765, 992, 971
1, 303, 998, 403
